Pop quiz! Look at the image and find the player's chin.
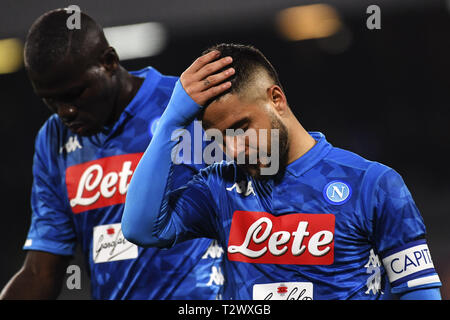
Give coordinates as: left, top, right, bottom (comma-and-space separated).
69, 124, 100, 136
239, 163, 274, 180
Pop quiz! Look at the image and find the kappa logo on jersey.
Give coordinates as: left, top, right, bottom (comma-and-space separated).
206, 266, 225, 286
66, 153, 143, 213
227, 211, 335, 265
226, 180, 256, 197
365, 249, 383, 295
59, 136, 82, 154
202, 240, 224, 259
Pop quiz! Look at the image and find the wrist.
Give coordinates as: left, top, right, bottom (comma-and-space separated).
160, 79, 203, 128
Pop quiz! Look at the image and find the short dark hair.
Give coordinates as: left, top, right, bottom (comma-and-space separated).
202, 43, 283, 105
24, 8, 105, 73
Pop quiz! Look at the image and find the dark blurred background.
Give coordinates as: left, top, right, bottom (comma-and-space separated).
0, 0, 449, 300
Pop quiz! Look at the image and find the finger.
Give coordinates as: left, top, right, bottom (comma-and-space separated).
192, 67, 235, 92
196, 81, 232, 106
193, 56, 233, 81
186, 50, 221, 74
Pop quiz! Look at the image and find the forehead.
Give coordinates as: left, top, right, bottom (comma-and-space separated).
28, 58, 92, 96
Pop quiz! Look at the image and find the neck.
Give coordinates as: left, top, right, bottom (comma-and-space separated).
108, 66, 144, 125
286, 115, 316, 165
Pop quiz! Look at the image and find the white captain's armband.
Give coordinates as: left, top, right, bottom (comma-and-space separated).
382, 239, 441, 288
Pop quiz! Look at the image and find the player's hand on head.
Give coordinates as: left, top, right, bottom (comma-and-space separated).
180, 50, 234, 106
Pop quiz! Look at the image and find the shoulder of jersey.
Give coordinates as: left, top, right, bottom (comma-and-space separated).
36, 114, 68, 152
321, 146, 394, 194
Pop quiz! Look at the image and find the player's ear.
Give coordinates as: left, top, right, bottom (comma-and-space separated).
267, 85, 287, 116
100, 46, 119, 74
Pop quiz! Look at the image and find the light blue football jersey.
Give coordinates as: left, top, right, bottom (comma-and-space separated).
24, 67, 224, 300
151, 132, 442, 299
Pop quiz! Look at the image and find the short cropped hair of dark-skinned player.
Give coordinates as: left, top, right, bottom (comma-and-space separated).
0, 9, 223, 300
25, 13, 143, 136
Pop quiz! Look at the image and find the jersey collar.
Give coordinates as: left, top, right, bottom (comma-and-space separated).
285, 132, 332, 177
100, 67, 162, 136
123, 67, 162, 117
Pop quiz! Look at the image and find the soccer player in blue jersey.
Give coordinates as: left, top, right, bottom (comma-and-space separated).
122, 43, 442, 300
0, 9, 223, 300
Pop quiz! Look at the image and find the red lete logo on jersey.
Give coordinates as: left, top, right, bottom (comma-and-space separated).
227, 211, 335, 265
65, 153, 143, 213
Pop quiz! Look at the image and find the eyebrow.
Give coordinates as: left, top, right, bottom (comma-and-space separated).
223, 117, 250, 135
40, 85, 85, 100
61, 85, 86, 97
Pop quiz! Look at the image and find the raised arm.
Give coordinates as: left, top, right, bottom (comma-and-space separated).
122, 51, 234, 247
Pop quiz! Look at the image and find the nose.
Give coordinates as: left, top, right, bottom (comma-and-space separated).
57, 104, 78, 123
225, 135, 251, 163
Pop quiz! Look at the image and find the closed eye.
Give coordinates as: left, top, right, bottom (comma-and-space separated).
224, 117, 250, 136
61, 86, 86, 101
40, 86, 87, 104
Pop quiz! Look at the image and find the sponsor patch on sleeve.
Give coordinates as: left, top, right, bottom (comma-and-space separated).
381, 239, 440, 288
253, 282, 313, 300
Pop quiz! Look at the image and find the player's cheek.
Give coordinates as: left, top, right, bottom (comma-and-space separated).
224, 135, 244, 159
81, 90, 110, 124
251, 130, 269, 158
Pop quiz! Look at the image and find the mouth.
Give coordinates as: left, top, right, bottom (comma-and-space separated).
66, 122, 88, 135
238, 162, 262, 176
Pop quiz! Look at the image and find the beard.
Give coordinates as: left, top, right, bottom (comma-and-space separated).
238, 114, 289, 180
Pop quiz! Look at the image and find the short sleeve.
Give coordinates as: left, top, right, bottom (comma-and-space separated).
371, 168, 441, 293
23, 122, 76, 256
